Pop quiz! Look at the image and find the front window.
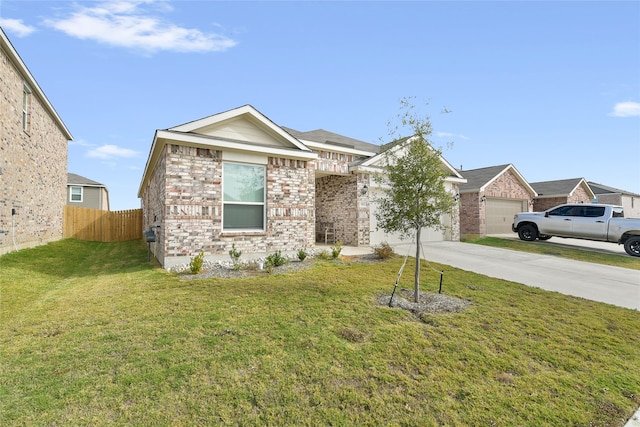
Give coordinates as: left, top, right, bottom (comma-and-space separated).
70, 186, 83, 202
222, 162, 265, 230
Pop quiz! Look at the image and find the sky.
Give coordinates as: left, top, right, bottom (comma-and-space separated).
1, 0, 639, 211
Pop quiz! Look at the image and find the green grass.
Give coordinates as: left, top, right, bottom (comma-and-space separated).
465, 237, 640, 270
1, 239, 639, 426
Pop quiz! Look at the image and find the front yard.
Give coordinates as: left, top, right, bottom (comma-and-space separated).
1, 239, 639, 426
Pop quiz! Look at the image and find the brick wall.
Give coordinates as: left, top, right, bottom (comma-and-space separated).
141, 144, 315, 267
315, 173, 370, 246
0, 45, 68, 255
534, 185, 592, 211
460, 169, 533, 238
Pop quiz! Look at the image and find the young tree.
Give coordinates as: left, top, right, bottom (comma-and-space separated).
375, 99, 456, 302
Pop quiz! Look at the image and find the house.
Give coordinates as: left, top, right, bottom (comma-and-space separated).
458, 164, 536, 238
530, 178, 595, 211
138, 105, 464, 269
67, 173, 110, 210
588, 182, 640, 218
0, 28, 73, 255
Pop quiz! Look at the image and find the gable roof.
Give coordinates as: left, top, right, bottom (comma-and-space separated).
138, 105, 316, 197
1, 28, 72, 140
459, 164, 536, 195
67, 173, 105, 187
587, 181, 640, 197
530, 178, 595, 199
282, 127, 380, 155
351, 136, 465, 182
170, 105, 311, 152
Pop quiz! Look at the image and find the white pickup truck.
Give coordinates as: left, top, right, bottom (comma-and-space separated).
512, 204, 640, 257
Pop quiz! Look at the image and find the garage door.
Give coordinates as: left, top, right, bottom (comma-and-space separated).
486, 198, 527, 234
369, 188, 449, 245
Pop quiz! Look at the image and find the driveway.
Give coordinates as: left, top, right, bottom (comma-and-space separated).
389, 241, 640, 311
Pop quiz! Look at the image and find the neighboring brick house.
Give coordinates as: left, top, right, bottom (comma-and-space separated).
530, 178, 595, 211
0, 28, 73, 255
67, 173, 110, 210
588, 182, 640, 218
138, 105, 465, 269
458, 164, 536, 238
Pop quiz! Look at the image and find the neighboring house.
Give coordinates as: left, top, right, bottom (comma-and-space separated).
458, 164, 536, 238
0, 28, 73, 255
67, 173, 110, 210
530, 178, 595, 211
588, 182, 640, 218
138, 105, 465, 269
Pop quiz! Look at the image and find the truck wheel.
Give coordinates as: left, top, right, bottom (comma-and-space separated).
623, 236, 640, 257
518, 224, 538, 241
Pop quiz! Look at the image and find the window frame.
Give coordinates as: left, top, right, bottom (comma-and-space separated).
69, 186, 83, 203
221, 161, 266, 232
22, 84, 32, 132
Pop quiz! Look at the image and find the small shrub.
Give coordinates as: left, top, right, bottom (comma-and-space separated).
374, 242, 395, 259
266, 250, 287, 268
189, 251, 205, 274
331, 241, 343, 259
297, 248, 308, 262
317, 250, 331, 260
229, 243, 242, 269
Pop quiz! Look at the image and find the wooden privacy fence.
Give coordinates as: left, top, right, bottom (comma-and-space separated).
64, 206, 143, 242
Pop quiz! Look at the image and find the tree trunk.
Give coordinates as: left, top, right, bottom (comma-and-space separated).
414, 227, 421, 302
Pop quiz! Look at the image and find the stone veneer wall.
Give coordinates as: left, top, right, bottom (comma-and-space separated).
141, 144, 315, 267
0, 44, 68, 255
315, 173, 370, 246
533, 185, 592, 211
459, 169, 533, 238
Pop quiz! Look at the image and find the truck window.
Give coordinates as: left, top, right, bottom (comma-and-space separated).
584, 207, 605, 217
548, 206, 575, 216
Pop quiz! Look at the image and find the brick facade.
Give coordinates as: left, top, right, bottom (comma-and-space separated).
460, 169, 532, 238
140, 144, 315, 268
533, 185, 593, 211
1, 37, 69, 255
315, 173, 370, 246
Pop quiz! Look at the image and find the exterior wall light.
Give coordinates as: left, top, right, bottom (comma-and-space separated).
361, 185, 368, 196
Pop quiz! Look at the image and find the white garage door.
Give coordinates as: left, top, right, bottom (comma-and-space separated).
369, 188, 449, 246
486, 198, 527, 234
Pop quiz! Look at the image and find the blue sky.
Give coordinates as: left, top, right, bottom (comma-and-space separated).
2, 0, 639, 210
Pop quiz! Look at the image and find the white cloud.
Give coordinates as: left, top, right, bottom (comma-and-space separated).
0, 18, 36, 37
437, 131, 470, 141
610, 101, 640, 117
69, 138, 95, 147
87, 144, 139, 159
45, 0, 237, 54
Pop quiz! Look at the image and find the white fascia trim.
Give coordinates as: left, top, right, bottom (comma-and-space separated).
159, 131, 317, 160
479, 164, 537, 197
300, 139, 378, 157
169, 105, 312, 152
350, 164, 467, 184
1, 29, 73, 140
571, 179, 596, 199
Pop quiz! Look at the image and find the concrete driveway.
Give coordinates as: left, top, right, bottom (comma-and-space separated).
389, 241, 640, 311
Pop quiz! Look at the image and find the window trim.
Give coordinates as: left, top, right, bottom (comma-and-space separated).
22, 84, 32, 132
222, 161, 266, 232
69, 186, 83, 203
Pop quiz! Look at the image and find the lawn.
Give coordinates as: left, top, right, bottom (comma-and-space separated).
1, 239, 639, 426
